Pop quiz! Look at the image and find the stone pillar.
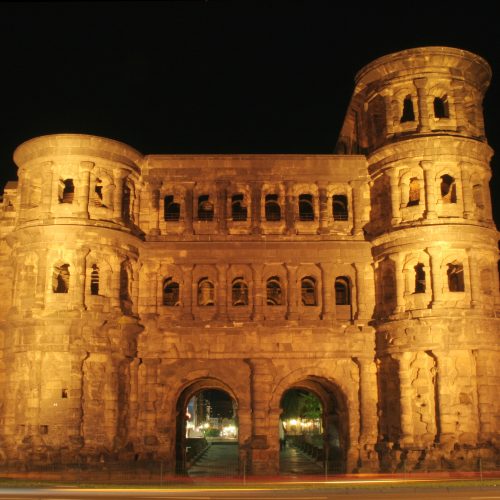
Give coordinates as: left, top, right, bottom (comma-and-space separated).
351, 180, 365, 235
183, 183, 194, 235
466, 248, 480, 308
390, 253, 405, 313
394, 352, 414, 446
112, 171, 126, 222
252, 263, 264, 321
460, 162, 474, 219
285, 263, 298, 320
249, 359, 277, 474
427, 246, 444, 307
320, 262, 335, 320
215, 263, 228, 321
180, 265, 194, 320
149, 180, 161, 236
414, 77, 430, 132
251, 182, 262, 235
380, 87, 394, 137
482, 171, 494, 223
421, 161, 437, 220
357, 357, 378, 448
76, 161, 93, 218
354, 262, 369, 320
217, 180, 228, 235
75, 246, 90, 311
110, 256, 122, 311
388, 170, 401, 225
451, 79, 467, 133
18, 167, 31, 214
285, 181, 295, 235
39, 162, 54, 218
317, 182, 329, 234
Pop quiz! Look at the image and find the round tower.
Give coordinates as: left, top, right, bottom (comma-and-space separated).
1, 134, 144, 464
355, 47, 499, 470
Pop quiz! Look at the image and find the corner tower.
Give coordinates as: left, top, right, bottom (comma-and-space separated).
340, 47, 499, 470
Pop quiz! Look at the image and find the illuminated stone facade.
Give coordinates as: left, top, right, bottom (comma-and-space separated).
0, 46, 498, 473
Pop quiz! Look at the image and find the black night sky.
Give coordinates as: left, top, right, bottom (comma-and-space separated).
1, 2, 499, 224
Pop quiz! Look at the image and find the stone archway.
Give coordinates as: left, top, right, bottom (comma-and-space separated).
175, 378, 240, 475
276, 376, 349, 474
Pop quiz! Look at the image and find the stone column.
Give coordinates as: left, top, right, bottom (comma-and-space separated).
75, 246, 90, 311
427, 246, 444, 306
414, 77, 430, 132
390, 253, 405, 313
110, 256, 122, 311
285, 181, 295, 235
482, 171, 494, 223
380, 87, 394, 137
252, 263, 264, 321
112, 171, 126, 222
215, 263, 228, 321
466, 248, 480, 308
248, 359, 277, 474
149, 180, 161, 236
217, 180, 228, 235
18, 167, 31, 214
39, 162, 54, 218
180, 265, 194, 320
451, 79, 467, 133
387, 170, 401, 225
285, 263, 298, 320
354, 262, 370, 320
393, 352, 414, 446
76, 161, 93, 218
317, 182, 329, 234
350, 180, 365, 235
421, 160, 437, 220
251, 182, 262, 235
459, 162, 474, 219
319, 262, 335, 320
357, 357, 378, 447
183, 183, 194, 235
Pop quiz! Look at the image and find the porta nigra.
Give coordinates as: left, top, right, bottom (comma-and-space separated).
0, 46, 498, 474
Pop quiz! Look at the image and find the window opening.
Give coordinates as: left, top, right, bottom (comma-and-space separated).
407, 178, 420, 206
299, 194, 314, 221
231, 194, 247, 221
60, 179, 74, 204
198, 278, 215, 306
265, 194, 281, 221
440, 174, 457, 204
198, 195, 214, 221
163, 278, 180, 306
434, 96, 449, 119
53, 264, 70, 293
90, 264, 99, 295
301, 276, 317, 306
266, 276, 282, 305
335, 276, 351, 305
447, 263, 464, 292
400, 95, 415, 122
414, 263, 426, 293
164, 195, 181, 221
232, 277, 248, 306
332, 195, 348, 220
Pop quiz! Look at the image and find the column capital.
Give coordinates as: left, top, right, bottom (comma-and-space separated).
80, 160, 95, 172
413, 77, 428, 88
420, 160, 434, 171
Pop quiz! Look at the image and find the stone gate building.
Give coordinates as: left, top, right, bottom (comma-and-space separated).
0, 46, 498, 473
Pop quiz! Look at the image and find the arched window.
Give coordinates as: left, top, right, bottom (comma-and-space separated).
265, 194, 281, 221
231, 194, 247, 221
407, 178, 420, 206
94, 178, 104, 206
335, 276, 350, 305
60, 179, 74, 204
447, 263, 464, 292
90, 264, 99, 295
473, 184, 484, 209
266, 276, 282, 305
301, 276, 317, 306
298, 194, 314, 221
164, 195, 181, 221
53, 264, 70, 293
231, 277, 248, 306
400, 95, 415, 123
198, 277, 214, 306
434, 96, 449, 119
332, 195, 348, 220
163, 278, 180, 306
198, 195, 214, 221
122, 184, 131, 222
414, 263, 426, 293
120, 262, 131, 302
440, 174, 457, 204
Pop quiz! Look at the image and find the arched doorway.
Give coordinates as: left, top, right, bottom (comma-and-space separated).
175, 379, 239, 476
279, 377, 348, 475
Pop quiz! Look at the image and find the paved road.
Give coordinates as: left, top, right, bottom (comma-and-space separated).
0, 485, 499, 499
